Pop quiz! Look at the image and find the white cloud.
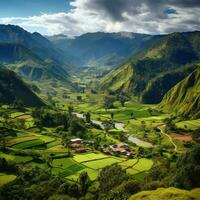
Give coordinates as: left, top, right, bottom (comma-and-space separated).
0, 0, 199, 36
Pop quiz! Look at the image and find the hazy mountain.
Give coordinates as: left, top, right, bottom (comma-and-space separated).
0, 24, 72, 65
0, 67, 45, 107
48, 32, 159, 71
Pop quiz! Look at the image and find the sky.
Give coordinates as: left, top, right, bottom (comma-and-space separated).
0, 0, 200, 36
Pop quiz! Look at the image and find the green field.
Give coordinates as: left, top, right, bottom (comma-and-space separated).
82, 157, 123, 170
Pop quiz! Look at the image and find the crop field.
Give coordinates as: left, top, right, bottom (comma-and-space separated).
0, 173, 17, 186
123, 158, 153, 175
82, 157, 123, 170
0, 153, 32, 163
73, 153, 108, 163
12, 139, 45, 149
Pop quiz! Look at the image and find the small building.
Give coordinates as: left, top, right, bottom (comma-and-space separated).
70, 138, 82, 144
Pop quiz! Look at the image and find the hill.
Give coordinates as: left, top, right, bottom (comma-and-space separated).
159, 67, 200, 119
99, 31, 200, 102
0, 43, 70, 81
0, 67, 45, 107
0, 25, 71, 65
48, 32, 158, 72
129, 187, 200, 200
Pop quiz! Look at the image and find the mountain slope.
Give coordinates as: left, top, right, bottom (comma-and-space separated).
0, 67, 44, 107
159, 67, 200, 119
0, 43, 69, 81
99, 31, 200, 101
0, 25, 71, 65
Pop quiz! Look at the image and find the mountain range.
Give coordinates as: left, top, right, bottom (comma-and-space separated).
47, 32, 159, 72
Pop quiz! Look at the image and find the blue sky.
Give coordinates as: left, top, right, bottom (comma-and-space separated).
0, 0, 199, 36
0, 0, 71, 17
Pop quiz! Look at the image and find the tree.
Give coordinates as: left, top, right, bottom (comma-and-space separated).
68, 104, 74, 116
85, 112, 91, 123
68, 183, 79, 198
104, 96, 115, 110
79, 172, 90, 195
110, 112, 114, 120
98, 164, 128, 193
192, 128, 200, 143
62, 133, 71, 155
102, 120, 114, 137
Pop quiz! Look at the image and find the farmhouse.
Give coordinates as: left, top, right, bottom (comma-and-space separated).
69, 138, 87, 153
109, 143, 132, 156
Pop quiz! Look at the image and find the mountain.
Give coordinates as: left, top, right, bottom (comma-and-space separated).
0, 43, 70, 81
0, 67, 45, 107
0, 24, 71, 65
99, 31, 200, 102
48, 32, 158, 72
159, 67, 200, 119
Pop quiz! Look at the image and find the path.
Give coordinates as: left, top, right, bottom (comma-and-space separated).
157, 125, 179, 152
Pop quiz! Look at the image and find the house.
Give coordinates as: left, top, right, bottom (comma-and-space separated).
109, 143, 132, 156
70, 138, 82, 144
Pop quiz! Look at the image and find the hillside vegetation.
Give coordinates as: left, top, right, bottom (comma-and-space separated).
129, 187, 200, 200
99, 32, 200, 103
0, 68, 44, 107
159, 67, 200, 119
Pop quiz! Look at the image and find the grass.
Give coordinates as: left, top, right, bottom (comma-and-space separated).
0, 173, 17, 186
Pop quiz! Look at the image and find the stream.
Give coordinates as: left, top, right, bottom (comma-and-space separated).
73, 112, 153, 147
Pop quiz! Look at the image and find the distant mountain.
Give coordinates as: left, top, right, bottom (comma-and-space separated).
159, 66, 200, 119
0, 25, 71, 65
0, 67, 45, 107
48, 32, 158, 71
99, 31, 200, 103
0, 43, 69, 81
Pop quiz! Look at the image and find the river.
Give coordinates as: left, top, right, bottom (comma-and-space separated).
73, 112, 153, 147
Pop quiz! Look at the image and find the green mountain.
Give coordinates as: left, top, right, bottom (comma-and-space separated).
0, 43, 69, 81
0, 25, 71, 65
0, 67, 44, 107
48, 32, 158, 72
159, 67, 200, 119
99, 31, 200, 103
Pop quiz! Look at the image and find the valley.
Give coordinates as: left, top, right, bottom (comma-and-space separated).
0, 24, 199, 200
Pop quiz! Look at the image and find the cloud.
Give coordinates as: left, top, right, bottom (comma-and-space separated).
0, 0, 199, 36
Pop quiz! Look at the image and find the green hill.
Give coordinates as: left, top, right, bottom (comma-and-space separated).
0, 43, 70, 81
0, 68, 45, 107
99, 31, 200, 102
129, 187, 200, 200
159, 67, 200, 119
